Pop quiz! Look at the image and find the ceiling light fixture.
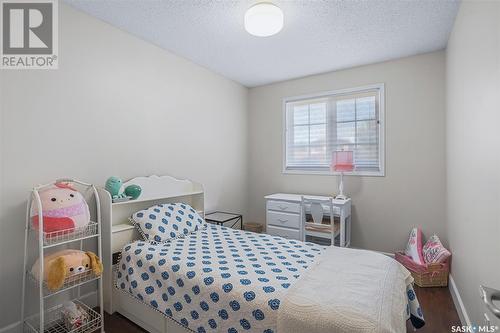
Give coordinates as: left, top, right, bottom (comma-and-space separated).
244, 3, 284, 37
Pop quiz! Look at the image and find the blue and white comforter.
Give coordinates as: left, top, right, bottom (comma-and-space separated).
116, 224, 424, 333
116, 225, 323, 333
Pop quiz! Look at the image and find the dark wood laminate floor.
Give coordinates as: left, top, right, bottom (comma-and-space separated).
103, 286, 461, 333
405, 286, 461, 333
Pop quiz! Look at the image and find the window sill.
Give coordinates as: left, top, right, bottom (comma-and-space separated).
282, 168, 385, 177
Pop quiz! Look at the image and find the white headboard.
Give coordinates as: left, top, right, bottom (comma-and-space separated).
120, 175, 203, 204
97, 175, 204, 314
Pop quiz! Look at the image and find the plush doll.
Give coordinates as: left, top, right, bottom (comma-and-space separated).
31, 249, 103, 291
31, 183, 90, 234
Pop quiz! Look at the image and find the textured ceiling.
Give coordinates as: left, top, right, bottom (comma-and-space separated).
64, 0, 460, 87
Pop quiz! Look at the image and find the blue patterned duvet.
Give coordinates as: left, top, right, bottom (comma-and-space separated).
116, 224, 323, 333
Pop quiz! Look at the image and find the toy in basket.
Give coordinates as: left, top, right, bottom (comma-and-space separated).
31, 182, 90, 237
31, 249, 103, 291
62, 301, 90, 330
396, 228, 451, 287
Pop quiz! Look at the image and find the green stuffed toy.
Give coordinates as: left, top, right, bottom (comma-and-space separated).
105, 177, 126, 201
105, 177, 142, 202
124, 184, 142, 199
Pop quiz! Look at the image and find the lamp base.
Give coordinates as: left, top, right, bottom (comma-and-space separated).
335, 194, 349, 200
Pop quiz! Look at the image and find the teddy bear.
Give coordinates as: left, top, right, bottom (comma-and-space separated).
31, 182, 90, 235
31, 249, 103, 291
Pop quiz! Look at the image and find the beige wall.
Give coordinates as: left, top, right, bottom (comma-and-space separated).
446, 0, 500, 326
247, 51, 447, 253
0, 4, 247, 328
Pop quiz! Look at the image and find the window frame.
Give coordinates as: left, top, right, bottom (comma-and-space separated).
282, 83, 385, 177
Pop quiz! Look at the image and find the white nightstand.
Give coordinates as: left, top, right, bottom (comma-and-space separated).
264, 193, 352, 247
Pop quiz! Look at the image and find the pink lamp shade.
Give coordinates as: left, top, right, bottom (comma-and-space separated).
331, 150, 354, 172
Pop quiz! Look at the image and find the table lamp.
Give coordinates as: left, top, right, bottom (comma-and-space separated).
331, 150, 354, 200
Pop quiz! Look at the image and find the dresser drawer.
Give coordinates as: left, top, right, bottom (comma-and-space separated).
267, 211, 300, 229
267, 225, 301, 240
267, 200, 300, 214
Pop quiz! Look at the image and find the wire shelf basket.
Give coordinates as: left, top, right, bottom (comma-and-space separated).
27, 270, 100, 297
21, 179, 104, 333
31, 222, 99, 247
24, 300, 101, 333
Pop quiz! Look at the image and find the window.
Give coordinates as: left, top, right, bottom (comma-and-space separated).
283, 84, 384, 176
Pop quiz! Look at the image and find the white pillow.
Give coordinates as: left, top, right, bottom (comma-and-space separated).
404, 227, 425, 265
131, 203, 205, 243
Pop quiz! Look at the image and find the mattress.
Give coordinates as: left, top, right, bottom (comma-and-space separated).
116, 224, 323, 333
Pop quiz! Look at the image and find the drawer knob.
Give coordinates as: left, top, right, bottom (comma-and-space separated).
278, 205, 288, 210
277, 218, 288, 223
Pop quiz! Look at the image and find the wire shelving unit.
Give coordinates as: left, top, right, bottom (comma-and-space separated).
21, 179, 105, 333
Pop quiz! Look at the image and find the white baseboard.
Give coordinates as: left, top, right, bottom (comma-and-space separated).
0, 322, 20, 333
449, 274, 471, 326
0, 291, 98, 333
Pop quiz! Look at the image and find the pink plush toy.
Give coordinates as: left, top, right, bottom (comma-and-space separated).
31, 183, 90, 234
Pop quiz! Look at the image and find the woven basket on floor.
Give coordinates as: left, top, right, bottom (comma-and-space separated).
243, 222, 263, 233
395, 251, 449, 287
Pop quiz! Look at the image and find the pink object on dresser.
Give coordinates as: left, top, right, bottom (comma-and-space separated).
404, 227, 425, 265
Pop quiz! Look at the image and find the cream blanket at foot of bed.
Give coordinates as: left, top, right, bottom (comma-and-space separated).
277, 246, 412, 333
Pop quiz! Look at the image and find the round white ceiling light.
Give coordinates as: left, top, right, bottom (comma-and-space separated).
244, 3, 284, 37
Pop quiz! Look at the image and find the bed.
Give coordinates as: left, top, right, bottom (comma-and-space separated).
116, 224, 322, 333
99, 175, 424, 333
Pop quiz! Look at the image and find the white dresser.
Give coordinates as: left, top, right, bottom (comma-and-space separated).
264, 193, 352, 247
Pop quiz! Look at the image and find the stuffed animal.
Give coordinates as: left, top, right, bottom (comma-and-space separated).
124, 184, 142, 200
31, 183, 90, 234
105, 177, 126, 200
106, 176, 142, 202
31, 249, 103, 291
